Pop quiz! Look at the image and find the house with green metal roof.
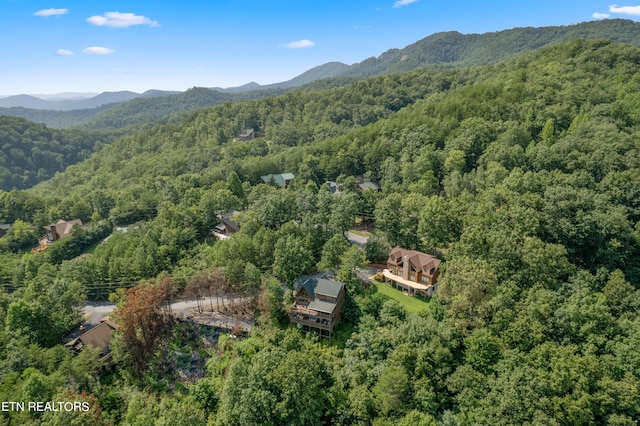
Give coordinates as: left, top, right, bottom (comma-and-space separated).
261, 173, 294, 188
290, 275, 345, 337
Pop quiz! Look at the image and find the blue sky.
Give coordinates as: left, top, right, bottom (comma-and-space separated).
1, 0, 638, 95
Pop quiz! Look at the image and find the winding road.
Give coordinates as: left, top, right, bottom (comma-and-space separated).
82, 297, 236, 325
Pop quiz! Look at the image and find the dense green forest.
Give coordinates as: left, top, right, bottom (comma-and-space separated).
0, 87, 270, 130
344, 18, 640, 76
0, 104, 115, 129
0, 38, 639, 425
0, 117, 119, 191
79, 88, 240, 130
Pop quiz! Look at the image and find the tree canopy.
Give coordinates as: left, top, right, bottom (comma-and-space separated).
0, 38, 639, 425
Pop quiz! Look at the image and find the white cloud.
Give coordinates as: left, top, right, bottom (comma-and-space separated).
283, 39, 315, 49
592, 12, 611, 19
608, 4, 640, 15
82, 46, 115, 55
33, 8, 69, 17
393, 0, 419, 8
87, 12, 159, 28
56, 49, 73, 56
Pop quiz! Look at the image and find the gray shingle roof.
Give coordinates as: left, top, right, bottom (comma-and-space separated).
358, 181, 380, 191
308, 300, 337, 314
295, 276, 344, 300
325, 181, 341, 194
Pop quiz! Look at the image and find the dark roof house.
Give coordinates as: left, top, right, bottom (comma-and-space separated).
290, 275, 345, 337
0, 224, 10, 238
237, 128, 255, 141
324, 181, 342, 195
212, 210, 241, 240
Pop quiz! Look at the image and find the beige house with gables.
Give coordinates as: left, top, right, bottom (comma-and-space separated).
383, 247, 441, 297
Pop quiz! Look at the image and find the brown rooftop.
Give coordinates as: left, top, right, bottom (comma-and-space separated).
43, 219, 83, 241
388, 247, 441, 275
66, 321, 119, 356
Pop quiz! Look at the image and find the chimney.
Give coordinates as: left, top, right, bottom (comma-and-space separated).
403, 255, 410, 279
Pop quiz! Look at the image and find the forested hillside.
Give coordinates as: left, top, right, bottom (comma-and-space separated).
0, 116, 118, 191
344, 18, 640, 76
0, 86, 286, 131
0, 39, 638, 424
214, 18, 640, 92
79, 87, 238, 130
0, 104, 115, 129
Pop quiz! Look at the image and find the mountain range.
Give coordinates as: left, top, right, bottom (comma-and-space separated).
0, 90, 179, 111
0, 92, 97, 100
1, 18, 640, 129
219, 18, 640, 89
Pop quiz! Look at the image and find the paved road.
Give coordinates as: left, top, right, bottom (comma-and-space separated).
82, 302, 117, 325
346, 231, 369, 247
82, 297, 236, 325
357, 265, 383, 283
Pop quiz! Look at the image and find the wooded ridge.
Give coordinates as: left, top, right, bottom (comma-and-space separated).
0, 36, 638, 425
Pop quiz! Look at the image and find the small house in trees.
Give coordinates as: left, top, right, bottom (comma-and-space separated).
383, 247, 441, 297
42, 219, 83, 243
0, 224, 10, 238
324, 181, 342, 195
357, 181, 380, 192
65, 319, 119, 364
261, 173, 294, 188
212, 210, 241, 240
237, 128, 255, 141
290, 275, 345, 337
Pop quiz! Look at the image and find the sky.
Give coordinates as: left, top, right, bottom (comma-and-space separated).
1, 0, 639, 96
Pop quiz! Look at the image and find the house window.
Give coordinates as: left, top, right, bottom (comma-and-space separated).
410, 274, 416, 281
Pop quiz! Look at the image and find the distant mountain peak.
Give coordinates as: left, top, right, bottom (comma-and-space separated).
237, 82, 261, 89
3, 19, 640, 125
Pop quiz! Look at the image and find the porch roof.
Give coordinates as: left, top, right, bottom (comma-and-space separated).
382, 269, 432, 291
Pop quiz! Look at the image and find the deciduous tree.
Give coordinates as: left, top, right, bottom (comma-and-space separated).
113, 281, 174, 376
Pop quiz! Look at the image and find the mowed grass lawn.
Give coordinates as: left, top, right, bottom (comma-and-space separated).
374, 281, 430, 315
347, 229, 372, 237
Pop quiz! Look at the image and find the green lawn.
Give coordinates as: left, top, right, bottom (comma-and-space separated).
374, 281, 430, 315
348, 229, 372, 237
